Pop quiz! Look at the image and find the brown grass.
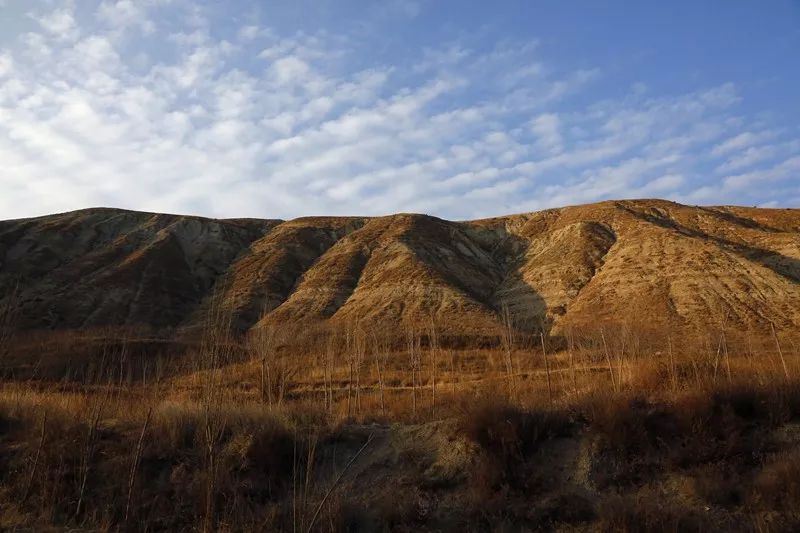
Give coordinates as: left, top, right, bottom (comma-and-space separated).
0, 321, 800, 530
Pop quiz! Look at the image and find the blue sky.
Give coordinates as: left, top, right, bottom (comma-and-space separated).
0, 1, 798, 220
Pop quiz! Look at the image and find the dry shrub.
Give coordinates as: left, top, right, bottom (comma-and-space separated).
751, 450, 800, 511
325, 487, 427, 532
326, 497, 374, 532
585, 393, 680, 455
0, 395, 132, 528
582, 393, 680, 487
690, 463, 746, 508
530, 491, 596, 527
231, 417, 296, 502
461, 400, 572, 467
583, 382, 800, 489
597, 493, 715, 533
669, 385, 787, 468
133, 400, 322, 530
459, 397, 573, 516
151, 400, 204, 451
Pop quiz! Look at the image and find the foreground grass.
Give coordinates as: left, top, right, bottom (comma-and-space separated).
1, 323, 800, 531
1, 379, 800, 530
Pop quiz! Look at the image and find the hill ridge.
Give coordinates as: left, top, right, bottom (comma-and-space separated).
1, 199, 799, 341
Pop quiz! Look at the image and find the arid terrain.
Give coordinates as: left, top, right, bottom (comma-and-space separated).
3, 199, 800, 338
1, 199, 800, 531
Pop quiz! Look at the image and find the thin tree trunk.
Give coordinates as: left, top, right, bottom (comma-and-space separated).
568, 331, 577, 394
347, 359, 353, 418
722, 329, 732, 383
541, 332, 553, 406
501, 305, 516, 401
305, 434, 374, 533
124, 407, 153, 524
668, 335, 677, 391
451, 350, 456, 396
355, 359, 361, 416
771, 322, 790, 379
712, 334, 723, 382
374, 345, 385, 417
601, 330, 617, 392
326, 348, 333, 413
75, 388, 109, 520
22, 411, 47, 503
430, 321, 437, 419
412, 366, 417, 419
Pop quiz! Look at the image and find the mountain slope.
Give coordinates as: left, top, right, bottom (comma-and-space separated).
1, 200, 799, 341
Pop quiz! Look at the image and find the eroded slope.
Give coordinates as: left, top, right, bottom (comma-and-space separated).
1, 200, 799, 341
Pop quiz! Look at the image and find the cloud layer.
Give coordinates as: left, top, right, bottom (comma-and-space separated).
1, 1, 798, 220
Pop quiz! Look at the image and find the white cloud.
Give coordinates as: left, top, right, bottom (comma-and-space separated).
96, 0, 155, 33
717, 144, 777, 172
723, 156, 800, 191
711, 130, 774, 156
530, 113, 562, 154
238, 25, 262, 41
640, 173, 684, 194
0, 52, 12, 78
31, 6, 80, 41
72, 35, 120, 70
270, 56, 311, 84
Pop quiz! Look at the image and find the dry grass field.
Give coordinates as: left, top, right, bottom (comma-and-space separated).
1, 312, 800, 531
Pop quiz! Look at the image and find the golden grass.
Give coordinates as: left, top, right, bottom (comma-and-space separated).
0, 321, 799, 530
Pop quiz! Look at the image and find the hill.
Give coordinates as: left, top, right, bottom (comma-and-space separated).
1, 200, 799, 342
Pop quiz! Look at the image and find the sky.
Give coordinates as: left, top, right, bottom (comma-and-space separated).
0, 1, 798, 220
